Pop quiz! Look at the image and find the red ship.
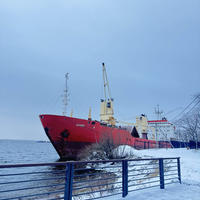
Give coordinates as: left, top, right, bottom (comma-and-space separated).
39, 63, 171, 160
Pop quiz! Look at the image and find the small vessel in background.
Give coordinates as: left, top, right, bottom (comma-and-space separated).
39, 63, 171, 160
36, 141, 50, 143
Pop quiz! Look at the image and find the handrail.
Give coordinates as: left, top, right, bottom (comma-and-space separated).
0, 157, 181, 200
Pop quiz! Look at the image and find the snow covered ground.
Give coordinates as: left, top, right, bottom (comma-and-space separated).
103, 148, 200, 200
50, 148, 200, 200
106, 183, 200, 200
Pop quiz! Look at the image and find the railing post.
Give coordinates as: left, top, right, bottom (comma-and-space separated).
159, 158, 164, 189
64, 163, 74, 200
177, 158, 181, 184
122, 160, 128, 198
148, 141, 149, 149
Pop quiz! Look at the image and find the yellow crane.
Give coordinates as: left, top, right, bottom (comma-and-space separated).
99, 63, 155, 140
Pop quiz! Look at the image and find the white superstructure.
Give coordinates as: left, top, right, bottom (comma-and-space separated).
147, 118, 176, 141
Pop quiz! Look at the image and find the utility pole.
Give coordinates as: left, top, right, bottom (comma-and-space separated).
62, 73, 70, 116
155, 104, 163, 149
156, 123, 158, 149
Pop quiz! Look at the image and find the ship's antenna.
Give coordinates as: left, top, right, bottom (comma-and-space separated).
155, 104, 163, 120
62, 73, 70, 116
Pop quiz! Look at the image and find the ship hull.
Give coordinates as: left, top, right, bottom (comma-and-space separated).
39, 114, 171, 159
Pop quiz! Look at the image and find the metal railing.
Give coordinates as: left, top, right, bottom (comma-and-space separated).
0, 157, 181, 200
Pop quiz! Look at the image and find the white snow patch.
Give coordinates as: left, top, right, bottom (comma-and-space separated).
112, 145, 138, 158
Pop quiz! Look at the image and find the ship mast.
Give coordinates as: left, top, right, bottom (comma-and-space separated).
155, 104, 163, 120
62, 73, 70, 116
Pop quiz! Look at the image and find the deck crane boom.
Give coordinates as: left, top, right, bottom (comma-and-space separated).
99, 63, 155, 141
100, 63, 115, 125
102, 63, 112, 102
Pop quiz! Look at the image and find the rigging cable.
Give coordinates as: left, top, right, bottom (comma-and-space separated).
69, 89, 80, 118
49, 95, 61, 114
68, 88, 88, 115
41, 84, 65, 113
118, 115, 139, 122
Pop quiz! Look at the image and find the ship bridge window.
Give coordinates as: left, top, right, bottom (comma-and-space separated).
107, 102, 111, 108
91, 122, 95, 125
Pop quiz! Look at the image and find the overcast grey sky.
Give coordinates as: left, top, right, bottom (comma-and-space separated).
0, 0, 200, 140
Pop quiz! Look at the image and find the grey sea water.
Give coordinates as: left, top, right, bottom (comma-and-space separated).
0, 139, 64, 199
0, 140, 58, 165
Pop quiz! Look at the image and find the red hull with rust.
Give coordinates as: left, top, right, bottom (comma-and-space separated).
39, 114, 171, 159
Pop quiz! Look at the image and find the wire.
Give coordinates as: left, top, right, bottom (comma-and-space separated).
70, 91, 80, 118
164, 107, 183, 116
171, 94, 200, 122
41, 84, 65, 114
117, 116, 139, 122
49, 95, 61, 114
173, 100, 200, 124
69, 88, 88, 115
157, 126, 174, 148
